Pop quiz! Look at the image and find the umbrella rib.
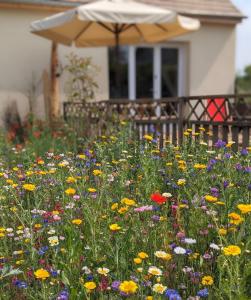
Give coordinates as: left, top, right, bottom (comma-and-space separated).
155, 24, 169, 32
133, 24, 145, 39
97, 21, 115, 33
74, 21, 92, 41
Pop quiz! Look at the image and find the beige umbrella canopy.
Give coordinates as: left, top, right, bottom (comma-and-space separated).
31, 0, 200, 47
31, 0, 200, 121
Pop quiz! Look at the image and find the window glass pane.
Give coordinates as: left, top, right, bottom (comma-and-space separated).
109, 46, 128, 99
161, 48, 178, 97
136, 47, 153, 98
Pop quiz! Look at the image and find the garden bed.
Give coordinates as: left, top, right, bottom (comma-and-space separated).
0, 124, 250, 299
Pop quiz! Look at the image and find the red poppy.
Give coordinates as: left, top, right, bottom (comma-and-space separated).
151, 193, 167, 205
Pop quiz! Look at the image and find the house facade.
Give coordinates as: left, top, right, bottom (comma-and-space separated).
0, 0, 243, 124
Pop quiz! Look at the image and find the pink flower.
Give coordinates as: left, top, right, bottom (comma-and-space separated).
134, 205, 154, 212
53, 215, 61, 221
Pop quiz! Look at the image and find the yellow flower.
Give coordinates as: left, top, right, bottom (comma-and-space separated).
134, 258, 142, 264
204, 195, 218, 203
226, 141, 235, 147
77, 154, 86, 159
97, 267, 110, 276
146, 297, 153, 300
118, 206, 129, 214
201, 275, 214, 286
223, 245, 241, 256
166, 162, 173, 166
15, 260, 24, 265
52, 210, 60, 216
66, 176, 77, 183
88, 188, 97, 193
121, 198, 136, 206
109, 223, 121, 231
228, 212, 244, 225
72, 219, 82, 225
194, 164, 207, 169
65, 188, 76, 195
119, 280, 138, 294
237, 204, 251, 214
154, 251, 172, 261
34, 224, 42, 229
143, 135, 153, 141
48, 236, 59, 247
138, 252, 149, 259
148, 266, 162, 276
218, 228, 227, 236
93, 169, 102, 176
34, 268, 50, 280
177, 179, 186, 186
84, 281, 96, 290
23, 184, 36, 191
152, 283, 167, 294
111, 203, 118, 210
216, 201, 225, 206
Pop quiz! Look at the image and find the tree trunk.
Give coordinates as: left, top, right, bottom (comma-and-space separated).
50, 42, 60, 124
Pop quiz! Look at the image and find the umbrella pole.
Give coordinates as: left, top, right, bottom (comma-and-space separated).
115, 30, 121, 99
50, 41, 60, 125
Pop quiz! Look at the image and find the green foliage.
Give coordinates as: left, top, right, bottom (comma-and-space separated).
64, 53, 99, 103
236, 65, 251, 94
0, 124, 250, 299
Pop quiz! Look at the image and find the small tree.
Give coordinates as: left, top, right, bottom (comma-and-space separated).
235, 65, 251, 94
64, 53, 99, 103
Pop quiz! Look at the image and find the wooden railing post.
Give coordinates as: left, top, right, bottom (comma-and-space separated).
178, 98, 184, 145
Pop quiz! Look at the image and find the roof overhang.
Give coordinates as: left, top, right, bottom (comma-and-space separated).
0, 0, 245, 23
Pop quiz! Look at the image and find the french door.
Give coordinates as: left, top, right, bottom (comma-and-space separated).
109, 44, 186, 100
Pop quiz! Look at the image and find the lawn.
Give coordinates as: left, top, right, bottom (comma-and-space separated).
0, 123, 250, 299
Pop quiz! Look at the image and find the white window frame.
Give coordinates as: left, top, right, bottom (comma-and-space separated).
128, 43, 187, 100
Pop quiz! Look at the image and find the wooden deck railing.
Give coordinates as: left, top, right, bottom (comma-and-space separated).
63, 94, 251, 150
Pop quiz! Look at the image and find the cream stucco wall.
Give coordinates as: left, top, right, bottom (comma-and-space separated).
0, 7, 236, 126
175, 22, 236, 96
0, 8, 109, 126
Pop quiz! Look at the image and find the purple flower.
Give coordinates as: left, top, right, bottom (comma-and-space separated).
223, 181, 229, 188
142, 280, 152, 287
235, 163, 242, 171
152, 215, 160, 222
224, 153, 231, 159
111, 281, 121, 291
214, 140, 226, 148
244, 167, 251, 173
197, 288, 209, 297
241, 148, 248, 156
57, 290, 69, 300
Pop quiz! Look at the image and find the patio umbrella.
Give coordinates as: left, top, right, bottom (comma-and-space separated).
31, 0, 200, 47
31, 0, 200, 118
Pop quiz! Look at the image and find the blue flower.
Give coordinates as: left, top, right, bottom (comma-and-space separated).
197, 288, 209, 297
165, 289, 181, 299
50, 270, 58, 277
38, 246, 49, 255
14, 280, 28, 288
87, 274, 94, 280
57, 289, 69, 300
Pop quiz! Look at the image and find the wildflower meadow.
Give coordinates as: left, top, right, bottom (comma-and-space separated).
0, 123, 250, 300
